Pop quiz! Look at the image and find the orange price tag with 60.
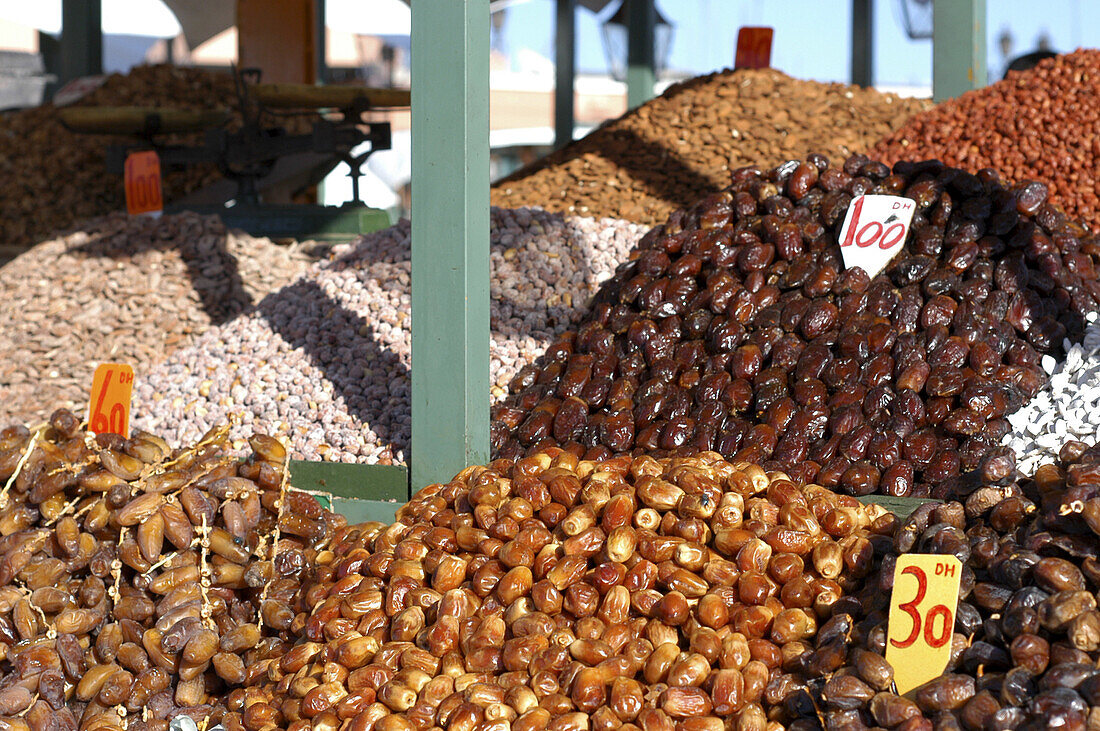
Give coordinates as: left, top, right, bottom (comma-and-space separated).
88, 364, 134, 438
886, 554, 962, 695
124, 150, 163, 217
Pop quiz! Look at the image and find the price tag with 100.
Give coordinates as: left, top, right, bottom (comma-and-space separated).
88, 363, 134, 439
838, 194, 916, 280
124, 150, 163, 218
885, 554, 963, 695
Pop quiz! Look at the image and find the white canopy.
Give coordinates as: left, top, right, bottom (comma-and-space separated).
166, 0, 413, 47
161, 0, 234, 48
165, 0, 415, 48
326, 0, 410, 37
0, 0, 182, 37
0, 0, 613, 49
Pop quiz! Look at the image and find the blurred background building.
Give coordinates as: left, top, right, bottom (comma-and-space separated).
0, 0, 1092, 218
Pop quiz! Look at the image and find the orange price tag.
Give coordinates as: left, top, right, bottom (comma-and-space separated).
88, 364, 134, 439
886, 554, 963, 695
735, 27, 774, 70
124, 150, 163, 217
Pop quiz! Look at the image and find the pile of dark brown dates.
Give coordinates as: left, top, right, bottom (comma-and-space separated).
786, 438, 1100, 730
492, 155, 1100, 498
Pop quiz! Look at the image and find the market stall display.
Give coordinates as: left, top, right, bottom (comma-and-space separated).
0, 410, 343, 729
8, 24, 1100, 728
491, 155, 1100, 498
0, 212, 317, 427
872, 49, 1100, 234
789, 439, 1100, 730
6, 406, 1100, 730
230, 446, 890, 731
0, 65, 246, 252
132, 210, 648, 464
492, 68, 931, 227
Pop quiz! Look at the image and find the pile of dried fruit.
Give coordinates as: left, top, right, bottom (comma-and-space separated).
0, 211, 317, 427
872, 49, 1100, 234
492, 154, 1100, 498
234, 447, 889, 731
0, 64, 307, 253
492, 68, 930, 227
133, 210, 647, 464
0, 409, 343, 730
6, 405, 1100, 729
786, 438, 1100, 730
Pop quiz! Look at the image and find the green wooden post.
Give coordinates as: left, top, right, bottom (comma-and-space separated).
554, 0, 576, 149
39, 32, 61, 98
59, 0, 102, 86
315, 0, 327, 84
410, 0, 491, 491
932, 0, 986, 102
851, 0, 873, 87
626, 0, 656, 109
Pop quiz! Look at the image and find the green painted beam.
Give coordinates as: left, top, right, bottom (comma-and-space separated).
858, 495, 938, 520
410, 0, 491, 490
166, 204, 392, 243
554, 0, 576, 149
626, 0, 656, 110
289, 460, 408, 502
332, 497, 401, 525
304, 490, 400, 525
932, 0, 986, 102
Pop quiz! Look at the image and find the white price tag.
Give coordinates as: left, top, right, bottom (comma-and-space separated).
838, 194, 916, 279
53, 75, 108, 107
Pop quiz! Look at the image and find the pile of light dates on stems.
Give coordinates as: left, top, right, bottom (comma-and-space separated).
787, 438, 1100, 730
0, 409, 342, 731
492, 154, 1100, 499
236, 447, 890, 731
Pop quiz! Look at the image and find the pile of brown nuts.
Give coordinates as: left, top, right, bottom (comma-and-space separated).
872, 49, 1100, 235
0, 211, 317, 428
491, 154, 1100, 498
0, 409, 342, 731
492, 68, 930, 227
235, 447, 890, 731
784, 439, 1100, 730
0, 64, 311, 254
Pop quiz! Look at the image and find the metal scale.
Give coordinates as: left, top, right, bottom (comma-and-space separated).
58, 69, 411, 241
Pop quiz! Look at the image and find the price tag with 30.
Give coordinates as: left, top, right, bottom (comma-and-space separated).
88, 364, 134, 439
886, 554, 963, 695
838, 194, 916, 279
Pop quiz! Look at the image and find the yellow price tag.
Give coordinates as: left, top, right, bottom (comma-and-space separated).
885, 554, 962, 695
88, 363, 134, 438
